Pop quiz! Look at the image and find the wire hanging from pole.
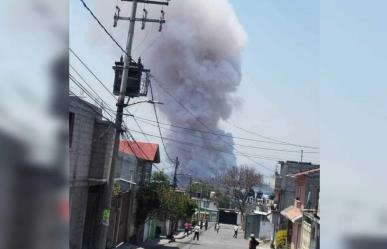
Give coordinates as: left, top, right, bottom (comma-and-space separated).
149, 80, 174, 163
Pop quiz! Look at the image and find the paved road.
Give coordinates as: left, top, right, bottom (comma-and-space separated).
123, 224, 271, 249
170, 224, 270, 249
181, 224, 247, 249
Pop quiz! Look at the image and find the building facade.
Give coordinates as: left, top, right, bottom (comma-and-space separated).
106, 140, 160, 246
192, 197, 219, 222
69, 96, 115, 249
280, 167, 320, 249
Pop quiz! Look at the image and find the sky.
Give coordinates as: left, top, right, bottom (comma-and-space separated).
68, 0, 320, 181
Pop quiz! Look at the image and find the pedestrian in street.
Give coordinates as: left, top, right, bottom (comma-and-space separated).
215, 223, 220, 234
200, 219, 203, 230
184, 221, 190, 236
193, 224, 200, 241
204, 219, 208, 230
249, 234, 259, 249
233, 225, 239, 238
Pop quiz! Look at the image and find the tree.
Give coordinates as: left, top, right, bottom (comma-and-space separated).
222, 165, 263, 229
216, 194, 231, 209
189, 181, 214, 199
141, 171, 197, 235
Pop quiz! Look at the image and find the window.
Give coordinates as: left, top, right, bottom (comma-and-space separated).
69, 112, 75, 147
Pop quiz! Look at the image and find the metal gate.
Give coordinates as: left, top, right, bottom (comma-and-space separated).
245, 215, 260, 239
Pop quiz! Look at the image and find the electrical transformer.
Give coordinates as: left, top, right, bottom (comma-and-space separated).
112, 58, 144, 97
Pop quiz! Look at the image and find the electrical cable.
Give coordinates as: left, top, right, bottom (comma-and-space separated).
78, 0, 135, 62
149, 81, 174, 162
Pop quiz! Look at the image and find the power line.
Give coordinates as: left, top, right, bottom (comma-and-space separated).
126, 128, 280, 172
223, 121, 319, 150
128, 114, 317, 148
148, 76, 282, 172
149, 81, 174, 162
69, 71, 168, 171
151, 75, 318, 150
69, 47, 157, 153
69, 48, 117, 100
129, 116, 318, 154
78, 0, 133, 60
122, 129, 162, 172
69, 75, 116, 122
69, 64, 115, 111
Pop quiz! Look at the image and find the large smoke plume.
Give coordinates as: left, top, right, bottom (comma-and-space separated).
141, 0, 246, 178
89, 0, 246, 178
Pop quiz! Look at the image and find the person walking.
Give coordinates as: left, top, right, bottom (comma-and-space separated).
200, 219, 204, 230
249, 234, 259, 249
233, 225, 239, 238
184, 221, 190, 236
204, 219, 208, 230
193, 224, 200, 241
215, 223, 220, 234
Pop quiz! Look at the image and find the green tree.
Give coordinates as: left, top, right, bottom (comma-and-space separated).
217, 194, 231, 209
136, 171, 197, 234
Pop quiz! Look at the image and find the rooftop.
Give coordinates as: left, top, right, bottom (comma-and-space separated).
119, 140, 160, 163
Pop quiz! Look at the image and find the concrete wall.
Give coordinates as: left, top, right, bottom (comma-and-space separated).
259, 217, 274, 240
277, 162, 318, 211
69, 96, 115, 249
89, 120, 115, 181
69, 96, 100, 184
69, 186, 89, 249
69, 97, 100, 249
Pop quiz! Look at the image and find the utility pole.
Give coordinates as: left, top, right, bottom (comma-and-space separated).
173, 157, 179, 189
300, 149, 304, 162
189, 175, 192, 197
96, 0, 168, 248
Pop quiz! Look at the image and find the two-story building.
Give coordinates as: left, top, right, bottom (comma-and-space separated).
191, 197, 219, 222
106, 139, 160, 246
280, 167, 320, 249
69, 96, 115, 249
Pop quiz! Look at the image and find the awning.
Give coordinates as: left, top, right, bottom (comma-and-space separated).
281, 205, 302, 223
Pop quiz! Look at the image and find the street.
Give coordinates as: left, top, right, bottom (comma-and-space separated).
151, 224, 270, 249
181, 224, 246, 249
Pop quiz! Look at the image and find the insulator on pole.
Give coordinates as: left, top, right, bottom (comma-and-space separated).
159, 10, 165, 32
141, 8, 148, 30
113, 6, 120, 27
